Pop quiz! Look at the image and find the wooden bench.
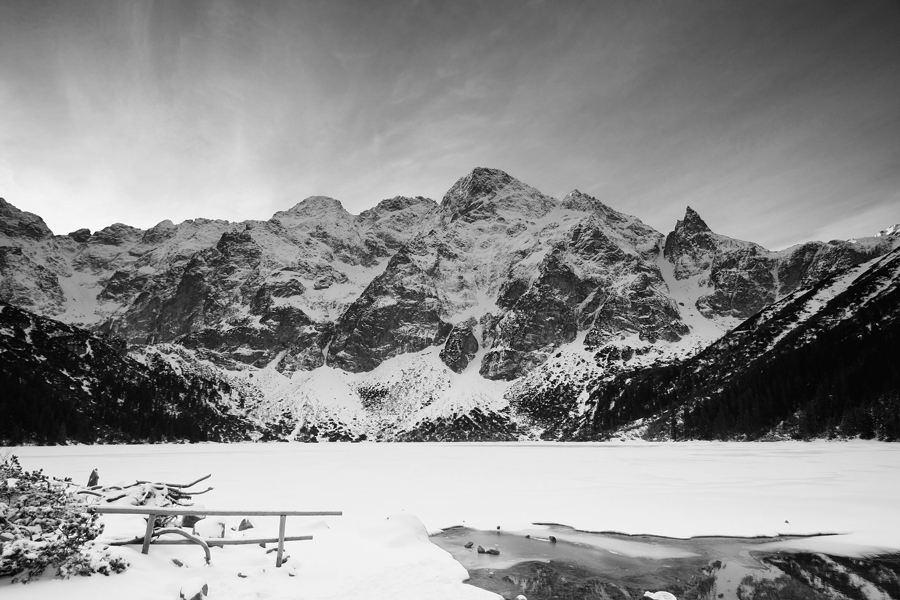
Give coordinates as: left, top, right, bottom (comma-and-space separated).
90, 506, 342, 567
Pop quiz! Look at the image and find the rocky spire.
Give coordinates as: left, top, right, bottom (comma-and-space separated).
663, 206, 718, 278
678, 206, 711, 235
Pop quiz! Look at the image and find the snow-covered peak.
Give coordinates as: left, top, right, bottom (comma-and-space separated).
270, 196, 358, 242
875, 223, 900, 238
0, 197, 54, 241
274, 195, 351, 222
356, 196, 439, 257
440, 167, 557, 222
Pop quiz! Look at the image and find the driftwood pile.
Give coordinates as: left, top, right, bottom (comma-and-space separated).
76, 473, 213, 528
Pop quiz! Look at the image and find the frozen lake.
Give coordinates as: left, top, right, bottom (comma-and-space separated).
10, 440, 900, 550
6, 440, 900, 600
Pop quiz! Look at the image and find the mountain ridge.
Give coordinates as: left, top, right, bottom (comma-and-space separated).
1, 168, 897, 443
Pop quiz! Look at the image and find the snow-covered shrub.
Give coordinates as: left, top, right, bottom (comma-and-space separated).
0, 454, 128, 583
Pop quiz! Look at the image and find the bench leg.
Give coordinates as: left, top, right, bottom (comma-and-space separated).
142, 513, 156, 555
276, 515, 286, 567
153, 528, 212, 564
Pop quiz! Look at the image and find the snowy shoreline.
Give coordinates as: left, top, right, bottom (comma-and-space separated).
3, 441, 899, 599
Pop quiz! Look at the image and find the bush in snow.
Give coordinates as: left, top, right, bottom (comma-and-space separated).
0, 454, 128, 583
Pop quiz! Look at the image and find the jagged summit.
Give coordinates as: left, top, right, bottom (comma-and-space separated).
270, 196, 356, 234
440, 167, 557, 222
664, 204, 760, 286
90, 222, 144, 246
560, 189, 601, 212
677, 206, 712, 235
0, 197, 54, 240
276, 195, 349, 218
358, 196, 437, 221
443, 167, 514, 202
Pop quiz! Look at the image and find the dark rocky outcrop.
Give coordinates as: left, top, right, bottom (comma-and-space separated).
106, 232, 256, 342
439, 320, 479, 373
481, 252, 585, 380
89, 223, 143, 247
328, 247, 453, 372
68, 228, 92, 243
585, 271, 688, 345
0, 197, 54, 240
697, 246, 778, 318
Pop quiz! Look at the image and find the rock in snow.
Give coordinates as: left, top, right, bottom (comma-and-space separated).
179, 577, 209, 600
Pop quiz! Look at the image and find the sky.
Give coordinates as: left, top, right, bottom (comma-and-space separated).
0, 0, 898, 250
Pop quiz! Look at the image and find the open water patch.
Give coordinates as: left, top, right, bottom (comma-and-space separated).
431, 525, 900, 600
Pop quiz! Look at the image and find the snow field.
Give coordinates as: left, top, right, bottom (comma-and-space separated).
4, 441, 900, 599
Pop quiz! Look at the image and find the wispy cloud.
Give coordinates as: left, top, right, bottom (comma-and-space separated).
0, 0, 897, 246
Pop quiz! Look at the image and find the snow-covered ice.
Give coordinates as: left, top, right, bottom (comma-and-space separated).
3, 441, 899, 599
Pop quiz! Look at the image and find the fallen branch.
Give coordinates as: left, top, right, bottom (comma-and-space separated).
135, 474, 211, 489
171, 487, 214, 497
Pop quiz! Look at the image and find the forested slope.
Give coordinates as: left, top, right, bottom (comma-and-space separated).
0, 301, 255, 444
576, 247, 900, 440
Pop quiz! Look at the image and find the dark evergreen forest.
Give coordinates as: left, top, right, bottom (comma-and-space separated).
0, 302, 252, 445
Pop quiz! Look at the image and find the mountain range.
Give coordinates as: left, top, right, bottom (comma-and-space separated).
1, 167, 898, 443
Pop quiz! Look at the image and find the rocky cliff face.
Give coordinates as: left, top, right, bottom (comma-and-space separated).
663, 206, 894, 319
1, 170, 897, 441
327, 244, 453, 372
0, 246, 66, 316
78, 196, 436, 371
338, 171, 691, 381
